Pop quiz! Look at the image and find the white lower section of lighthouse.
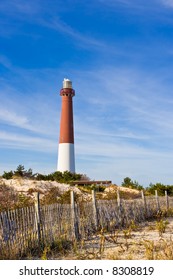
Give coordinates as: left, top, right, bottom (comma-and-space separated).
57, 143, 75, 173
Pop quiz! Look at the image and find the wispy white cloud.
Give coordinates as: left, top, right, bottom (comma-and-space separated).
97, 0, 173, 18
37, 17, 124, 54
0, 96, 58, 136
74, 66, 173, 138
0, 108, 29, 128
0, 0, 41, 16
160, 0, 173, 8
0, 131, 56, 152
0, 55, 12, 69
0, 59, 60, 136
98, 0, 135, 6
0, 1, 126, 54
42, 18, 105, 49
98, 0, 157, 9
75, 121, 173, 186
0, 0, 107, 51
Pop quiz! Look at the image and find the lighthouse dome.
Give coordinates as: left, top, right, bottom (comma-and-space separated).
63, 78, 72, 89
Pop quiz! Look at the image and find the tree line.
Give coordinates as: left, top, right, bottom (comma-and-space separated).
121, 177, 173, 196
1, 165, 87, 183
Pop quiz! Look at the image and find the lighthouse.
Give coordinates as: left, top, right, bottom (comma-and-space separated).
57, 78, 75, 173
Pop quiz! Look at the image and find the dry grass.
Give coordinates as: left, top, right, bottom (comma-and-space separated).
1, 216, 173, 260
51, 217, 173, 260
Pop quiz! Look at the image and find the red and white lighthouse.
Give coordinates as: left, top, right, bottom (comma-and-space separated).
57, 78, 75, 173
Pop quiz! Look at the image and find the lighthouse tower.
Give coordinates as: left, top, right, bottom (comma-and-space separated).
57, 78, 75, 173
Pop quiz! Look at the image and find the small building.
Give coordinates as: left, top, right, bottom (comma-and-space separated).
71, 180, 112, 187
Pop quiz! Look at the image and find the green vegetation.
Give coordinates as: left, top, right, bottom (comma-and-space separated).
2, 170, 13, 180
2, 165, 34, 179
155, 219, 169, 237
121, 177, 144, 190
146, 183, 173, 196
78, 184, 106, 193
35, 170, 82, 183
121, 177, 173, 196
2, 165, 86, 184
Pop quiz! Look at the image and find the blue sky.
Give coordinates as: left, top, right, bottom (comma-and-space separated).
1, 0, 173, 187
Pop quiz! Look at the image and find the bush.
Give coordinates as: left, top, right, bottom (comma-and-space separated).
146, 183, 173, 196
2, 165, 86, 184
2, 165, 34, 179
0, 184, 18, 211
121, 177, 143, 190
79, 184, 105, 192
35, 171, 83, 183
2, 171, 14, 179
41, 187, 60, 204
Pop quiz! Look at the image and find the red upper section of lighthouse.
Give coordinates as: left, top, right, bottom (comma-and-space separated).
59, 83, 75, 144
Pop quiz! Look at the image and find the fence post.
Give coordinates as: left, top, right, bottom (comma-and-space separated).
165, 190, 169, 211
117, 189, 121, 208
117, 189, 123, 226
34, 192, 42, 245
70, 191, 79, 240
141, 190, 147, 217
92, 190, 98, 230
155, 190, 160, 212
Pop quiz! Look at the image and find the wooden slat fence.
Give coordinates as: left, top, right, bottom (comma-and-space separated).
0, 190, 173, 259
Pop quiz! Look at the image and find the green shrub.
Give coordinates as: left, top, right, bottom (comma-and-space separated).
2, 171, 13, 179
146, 183, 173, 196
121, 177, 143, 190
